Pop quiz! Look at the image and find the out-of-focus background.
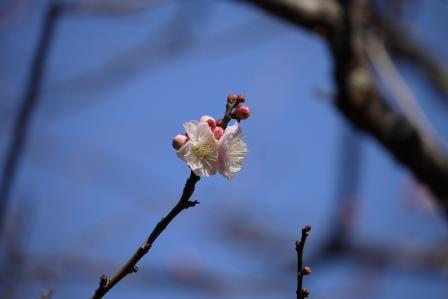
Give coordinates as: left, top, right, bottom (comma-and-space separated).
1, 0, 448, 298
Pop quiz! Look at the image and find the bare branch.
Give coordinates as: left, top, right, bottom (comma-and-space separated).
296, 225, 311, 299
90, 171, 200, 298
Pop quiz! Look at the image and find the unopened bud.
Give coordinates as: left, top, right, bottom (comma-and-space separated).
227, 93, 238, 104
304, 224, 311, 234
172, 134, 189, 150
237, 94, 245, 103
302, 288, 310, 297
199, 115, 216, 128
213, 126, 224, 139
233, 104, 250, 120
303, 266, 311, 275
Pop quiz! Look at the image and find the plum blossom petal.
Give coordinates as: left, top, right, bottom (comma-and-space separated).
177, 121, 219, 177
183, 120, 199, 138
218, 122, 248, 179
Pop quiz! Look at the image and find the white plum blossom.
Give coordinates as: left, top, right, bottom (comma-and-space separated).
218, 122, 248, 179
175, 117, 248, 179
176, 121, 219, 177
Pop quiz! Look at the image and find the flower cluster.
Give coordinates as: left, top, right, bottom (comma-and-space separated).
172, 95, 250, 179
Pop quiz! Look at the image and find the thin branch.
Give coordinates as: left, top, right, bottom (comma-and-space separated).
90, 171, 200, 298
295, 225, 311, 299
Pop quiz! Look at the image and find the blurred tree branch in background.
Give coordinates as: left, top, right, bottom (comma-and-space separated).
219, 212, 448, 274
4, 252, 289, 296
37, 289, 53, 299
0, 2, 60, 240
371, 10, 448, 98
246, 0, 448, 217
0, 0, 169, 239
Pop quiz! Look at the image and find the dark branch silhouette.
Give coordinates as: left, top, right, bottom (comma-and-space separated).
296, 225, 311, 299
90, 171, 200, 298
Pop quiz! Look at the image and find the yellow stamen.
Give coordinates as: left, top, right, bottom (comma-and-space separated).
192, 139, 216, 160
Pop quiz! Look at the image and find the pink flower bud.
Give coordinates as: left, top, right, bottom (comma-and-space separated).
233, 104, 250, 120
213, 126, 224, 139
216, 118, 223, 127
172, 134, 189, 150
199, 115, 216, 128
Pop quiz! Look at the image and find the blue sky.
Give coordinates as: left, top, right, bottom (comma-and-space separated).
1, 1, 448, 298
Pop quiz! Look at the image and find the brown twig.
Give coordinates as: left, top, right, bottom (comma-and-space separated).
90, 171, 200, 298
295, 225, 311, 299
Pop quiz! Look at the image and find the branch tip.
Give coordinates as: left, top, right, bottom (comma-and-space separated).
303, 224, 311, 234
